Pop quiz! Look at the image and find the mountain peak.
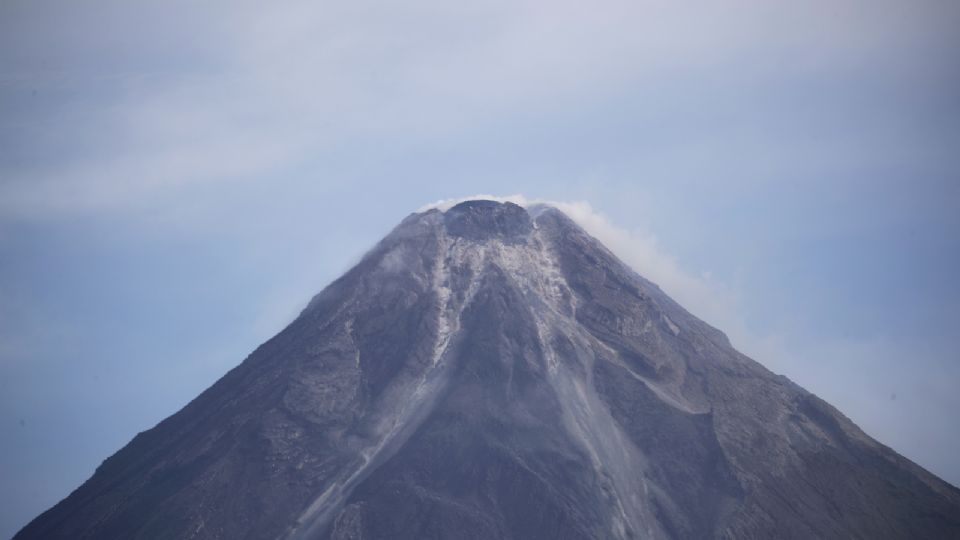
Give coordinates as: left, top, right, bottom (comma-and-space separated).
441, 199, 533, 241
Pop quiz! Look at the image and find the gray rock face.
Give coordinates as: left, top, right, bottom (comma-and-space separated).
15, 201, 960, 539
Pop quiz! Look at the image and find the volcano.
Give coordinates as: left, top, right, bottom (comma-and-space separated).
16, 200, 960, 539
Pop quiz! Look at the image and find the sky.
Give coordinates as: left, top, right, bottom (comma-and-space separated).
1, 0, 959, 536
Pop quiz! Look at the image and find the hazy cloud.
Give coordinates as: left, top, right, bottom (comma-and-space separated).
3, 0, 957, 221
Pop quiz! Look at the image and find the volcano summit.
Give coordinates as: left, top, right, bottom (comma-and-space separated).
16, 200, 960, 539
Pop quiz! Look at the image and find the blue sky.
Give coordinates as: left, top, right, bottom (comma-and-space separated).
1, 0, 959, 536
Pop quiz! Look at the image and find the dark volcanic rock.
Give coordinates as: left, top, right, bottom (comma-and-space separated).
443, 200, 533, 242
15, 201, 960, 540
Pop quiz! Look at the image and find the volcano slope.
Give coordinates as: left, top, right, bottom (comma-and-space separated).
15, 200, 960, 539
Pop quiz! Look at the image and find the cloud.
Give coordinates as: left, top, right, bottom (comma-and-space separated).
3, 0, 957, 222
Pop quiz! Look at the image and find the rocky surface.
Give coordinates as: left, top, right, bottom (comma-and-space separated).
15, 200, 960, 539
